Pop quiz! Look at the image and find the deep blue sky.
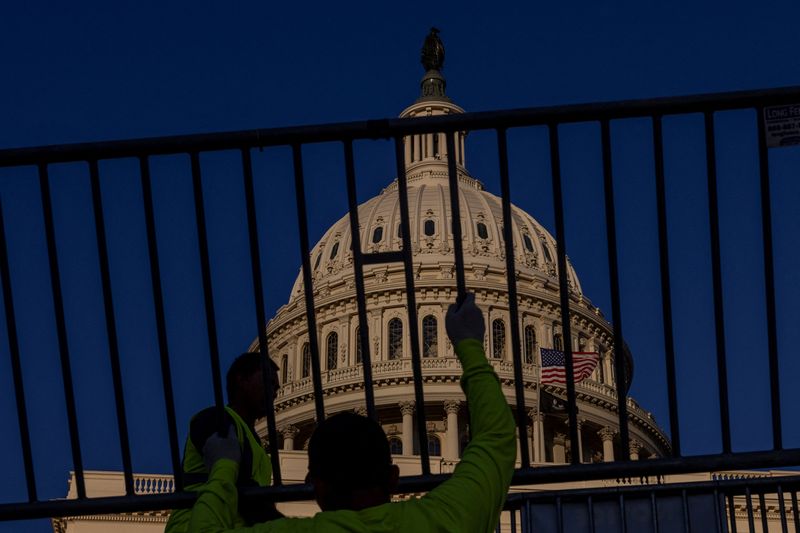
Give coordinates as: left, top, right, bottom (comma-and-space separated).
1, 2, 799, 531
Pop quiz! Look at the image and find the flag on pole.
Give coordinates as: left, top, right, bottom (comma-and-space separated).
540, 348, 599, 385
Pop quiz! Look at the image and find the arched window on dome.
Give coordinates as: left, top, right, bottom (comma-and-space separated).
492, 319, 506, 359
281, 354, 288, 384
428, 434, 441, 456
524, 325, 537, 365
326, 332, 338, 370
422, 315, 438, 358
314, 251, 323, 270
372, 226, 383, 244
542, 241, 553, 263
329, 242, 340, 260
476, 222, 488, 240
424, 219, 435, 236
355, 326, 363, 364
523, 234, 534, 252
301, 343, 311, 379
389, 437, 403, 455
553, 332, 564, 351
388, 318, 403, 360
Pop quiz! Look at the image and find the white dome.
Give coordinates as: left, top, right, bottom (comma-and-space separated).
291, 168, 582, 300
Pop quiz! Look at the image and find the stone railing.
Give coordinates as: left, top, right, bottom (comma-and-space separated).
133, 473, 175, 494
573, 379, 657, 425
277, 357, 538, 403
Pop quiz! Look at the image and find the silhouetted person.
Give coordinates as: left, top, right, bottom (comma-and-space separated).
165, 352, 281, 532
191, 293, 516, 532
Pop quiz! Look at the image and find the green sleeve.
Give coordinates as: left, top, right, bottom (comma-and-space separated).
415, 338, 517, 532
188, 459, 255, 533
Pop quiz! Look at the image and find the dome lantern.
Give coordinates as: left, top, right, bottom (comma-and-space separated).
401, 28, 467, 173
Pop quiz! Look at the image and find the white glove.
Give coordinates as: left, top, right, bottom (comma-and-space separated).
202, 425, 241, 471
445, 293, 485, 346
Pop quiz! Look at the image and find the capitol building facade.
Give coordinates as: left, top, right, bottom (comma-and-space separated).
53, 34, 792, 533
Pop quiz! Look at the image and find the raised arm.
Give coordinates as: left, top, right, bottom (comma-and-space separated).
417, 293, 517, 532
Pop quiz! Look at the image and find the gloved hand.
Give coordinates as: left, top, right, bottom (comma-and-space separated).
445, 293, 485, 346
202, 424, 241, 471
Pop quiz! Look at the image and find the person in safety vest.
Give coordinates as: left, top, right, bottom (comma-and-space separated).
189, 293, 517, 532
165, 352, 283, 532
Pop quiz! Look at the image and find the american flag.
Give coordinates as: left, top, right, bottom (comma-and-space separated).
540, 348, 600, 385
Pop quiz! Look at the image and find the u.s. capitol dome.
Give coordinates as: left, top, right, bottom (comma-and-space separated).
258, 34, 669, 468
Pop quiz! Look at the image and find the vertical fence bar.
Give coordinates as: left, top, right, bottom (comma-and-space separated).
510, 506, 517, 533
38, 163, 86, 499
291, 144, 326, 423
778, 485, 789, 533
588, 496, 596, 533
756, 106, 783, 450
0, 202, 37, 501
728, 493, 739, 533
138, 155, 183, 489
548, 124, 580, 459
496, 127, 530, 468
600, 119, 631, 459
745, 488, 755, 533
524, 499, 532, 533
791, 491, 799, 533
651, 492, 660, 533
445, 132, 467, 302
394, 136, 430, 475
342, 140, 377, 421
714, 489, 725, 533
758, 493, 769, 533
556, 496, 564, 533
619, 494, 627, 533
241, 148, 282, 485
189, 153, 226, 427
682, 489, 691, 533
703, 112, 732, 454
88, 160, 134, 495
652, 115, 682, 457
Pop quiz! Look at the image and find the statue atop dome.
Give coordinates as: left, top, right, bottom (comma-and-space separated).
418, 28, 449, 101
421, 27, 445, 72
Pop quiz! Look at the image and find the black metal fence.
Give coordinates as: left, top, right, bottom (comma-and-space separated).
1, 85, 799, 524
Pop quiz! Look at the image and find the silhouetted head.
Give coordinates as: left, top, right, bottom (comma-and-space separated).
226, 352, 279, 424
307, 412, 400, 511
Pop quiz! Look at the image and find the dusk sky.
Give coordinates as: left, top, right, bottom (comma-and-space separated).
1, 2, 800, 532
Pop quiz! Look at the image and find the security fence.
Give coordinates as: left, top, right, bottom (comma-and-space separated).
1, 85, 799, 526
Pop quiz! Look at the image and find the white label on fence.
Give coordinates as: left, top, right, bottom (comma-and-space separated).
764, 104, 800, 148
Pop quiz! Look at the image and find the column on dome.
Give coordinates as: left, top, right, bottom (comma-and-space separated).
399, 401, 415, 455
603, 351, 614, 386
460, 133, 465, 166
404, 136, 412, 165
444, 400, 460, 459
426, 133, 433, 159
552, 432, 566, 464
565, 418, 585, 463
599, 426, 616, 462
629, 440, 642, 461
414, 135, 421, 163
281, 425, 299, 451
529, 409, 544, 463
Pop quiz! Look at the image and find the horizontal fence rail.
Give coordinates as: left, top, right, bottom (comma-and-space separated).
0, 84, 799, 524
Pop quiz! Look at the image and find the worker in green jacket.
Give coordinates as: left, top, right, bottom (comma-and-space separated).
190, 293, 517, 532
165, 352, 282, 532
